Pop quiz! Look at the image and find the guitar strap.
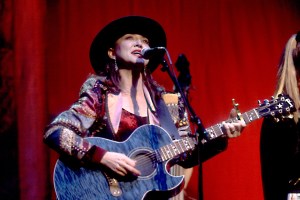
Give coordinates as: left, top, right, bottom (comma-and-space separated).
155, 97, 181, 140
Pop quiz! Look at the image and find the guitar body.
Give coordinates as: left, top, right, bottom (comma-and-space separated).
53, 94, 296, 200
54, 125, 184, 200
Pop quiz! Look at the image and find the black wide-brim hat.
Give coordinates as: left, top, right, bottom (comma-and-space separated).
89, 16, 167, 74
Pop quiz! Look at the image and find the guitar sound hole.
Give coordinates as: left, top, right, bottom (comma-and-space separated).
129, 149, 156, 177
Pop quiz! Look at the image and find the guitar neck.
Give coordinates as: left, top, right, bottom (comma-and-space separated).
157, 108, 261, 160
155, 94, 295, 161
157, 136, 196, 162
203, 108, 260, 142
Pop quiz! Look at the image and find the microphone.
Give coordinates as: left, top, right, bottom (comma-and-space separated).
141, 47, 166, 59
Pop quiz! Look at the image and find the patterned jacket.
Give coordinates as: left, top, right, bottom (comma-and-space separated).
44, 74, 227, 166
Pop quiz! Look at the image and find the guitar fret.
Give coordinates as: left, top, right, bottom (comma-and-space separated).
205, 127, 217, 140
204, 109, 261, 141
182, 139, 192, 151
241, 113, 249, 124
203, 109, 261, 141
170, 143, 180, 156
243, 109, 260, 124
212, 125, 223, 138
188, 138, 196, 150
167, 144, 175, 158
174, 140, 184, 154
184, 139, 190, 151
205, 124, 223, 140
158, 138, 195, 162
163, 146, 171, 159
183, 138, 191, 152
166, 144, 173, 159
159, 147, 168, 161
242, 113, 250, 124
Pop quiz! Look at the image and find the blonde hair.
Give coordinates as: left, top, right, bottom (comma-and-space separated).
274, 34, 300, 122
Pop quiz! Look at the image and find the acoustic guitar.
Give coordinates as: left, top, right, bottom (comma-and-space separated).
54, 94, 295, 200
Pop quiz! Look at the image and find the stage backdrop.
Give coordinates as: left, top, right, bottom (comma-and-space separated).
8, 0, 300, 199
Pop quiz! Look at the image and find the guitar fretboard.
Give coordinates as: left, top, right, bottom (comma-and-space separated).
204, 108, 260, 142
156, 137, 196, 162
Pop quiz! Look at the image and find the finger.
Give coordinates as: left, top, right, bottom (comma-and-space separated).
123, 157, 136, 166
116, 156, 141, 175
116, 170, 126, 176
228, 130, 240, 138
123, 162, 141, 176
119, 157, 141, 176
227, 131, 236, 138
229, 108, 237, 118
224, 121, 245, 138
222, 121, 229, 130
222, 122, 235, 138
229, 122, 245, 138
232, 121, 246, 132
115, 164, 127, 176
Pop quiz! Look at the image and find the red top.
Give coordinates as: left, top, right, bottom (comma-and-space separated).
92, 109, 148, 162
115, 109, 148, 141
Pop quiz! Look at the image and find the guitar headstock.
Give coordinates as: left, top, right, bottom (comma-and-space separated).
202, 94, 296, 143
257, 94, 296, 120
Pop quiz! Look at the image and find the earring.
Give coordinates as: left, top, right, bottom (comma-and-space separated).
114, 59, 118, 71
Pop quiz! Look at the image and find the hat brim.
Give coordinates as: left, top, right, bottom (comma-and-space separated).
89, 16, 167, 74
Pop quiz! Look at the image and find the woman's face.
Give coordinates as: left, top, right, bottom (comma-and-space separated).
108, 34, 150, 69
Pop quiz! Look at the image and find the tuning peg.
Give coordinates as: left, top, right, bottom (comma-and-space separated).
264, 99, 270, 105
258, 100, 261, 106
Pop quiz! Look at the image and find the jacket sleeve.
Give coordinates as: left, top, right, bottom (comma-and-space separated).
44, 75, 107, 164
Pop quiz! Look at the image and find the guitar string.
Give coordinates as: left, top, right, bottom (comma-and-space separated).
132, 98, 290, 166
133, 98, 291, 166
129, 139, 194, 167
122, 99, 290, 168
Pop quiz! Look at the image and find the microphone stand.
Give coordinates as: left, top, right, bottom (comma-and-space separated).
159, 54, 206, 200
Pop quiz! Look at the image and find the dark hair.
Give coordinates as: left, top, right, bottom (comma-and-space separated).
296, 31, 300, 43
105, 59, 165, 102
294, 32, 300, 69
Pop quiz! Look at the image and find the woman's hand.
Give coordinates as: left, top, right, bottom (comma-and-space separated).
100, 152, 141, 176
222, 108, 246, 138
